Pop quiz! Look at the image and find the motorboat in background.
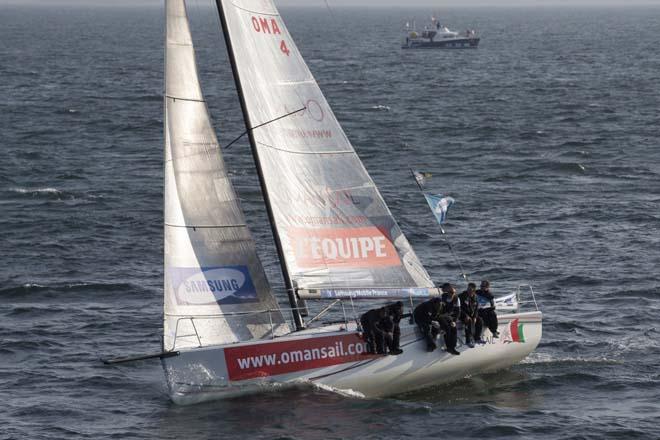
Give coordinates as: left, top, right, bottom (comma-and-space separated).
403, 16, 480, 49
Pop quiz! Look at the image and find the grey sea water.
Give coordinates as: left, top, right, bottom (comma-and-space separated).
1, 2, 659, 439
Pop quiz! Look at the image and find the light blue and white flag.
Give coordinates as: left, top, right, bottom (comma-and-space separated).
424, 193, 455, 225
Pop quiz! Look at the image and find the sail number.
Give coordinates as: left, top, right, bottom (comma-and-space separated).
251, 16, 290, 57
280, 40, 290, 57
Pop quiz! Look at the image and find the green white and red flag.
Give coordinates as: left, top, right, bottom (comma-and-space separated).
509, 318, 525, 343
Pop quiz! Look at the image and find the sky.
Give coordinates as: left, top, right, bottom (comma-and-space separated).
2, 0, 659, 6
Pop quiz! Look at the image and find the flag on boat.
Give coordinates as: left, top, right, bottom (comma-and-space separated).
494, 292, 519, 312
508, 318, 525, 343
412, 170, 432, 189
423, 193, 455, 225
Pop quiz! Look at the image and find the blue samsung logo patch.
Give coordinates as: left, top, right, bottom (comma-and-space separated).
184, 277, 241, 294
170, 266, 258, 305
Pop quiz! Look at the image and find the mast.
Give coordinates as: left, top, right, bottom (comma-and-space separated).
214, 0, 304, 330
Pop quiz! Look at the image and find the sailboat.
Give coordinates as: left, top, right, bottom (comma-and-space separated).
157, 0, 542, 405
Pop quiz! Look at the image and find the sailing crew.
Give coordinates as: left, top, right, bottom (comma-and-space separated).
459, 282, 484, 347
477, 280, 499, 338
414, 297, 442, 352
383, 301, 404, 355
414, 295, 460, 355
440, 283, 460, 354
360, 307, 388, 354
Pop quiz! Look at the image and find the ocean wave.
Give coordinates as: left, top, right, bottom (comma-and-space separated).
7, 187, 67, 199
558, 140, 591, 148
3, 187, 110, 203
5, 304, 71, 318
553, 274, 604, 286
53, 108, 80, 115
519, 130, 548, 140
0, 338, 66, 352
55, 171, 87, 180
313, 382, 365, 399
528, 161, 587, 174
87, 93, 161, 102
471, 424, 527, 436
0, 282, 138, 298
15, 150, 43, 160
520, 353, 622, 366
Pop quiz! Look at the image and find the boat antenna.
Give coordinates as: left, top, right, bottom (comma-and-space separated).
410, 168, 469, 283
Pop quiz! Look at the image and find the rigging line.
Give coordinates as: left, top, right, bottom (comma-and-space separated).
224, 106, 306, 150
322, 1, 368, 81
323, 0, 335, 19
438, 225, 469, 282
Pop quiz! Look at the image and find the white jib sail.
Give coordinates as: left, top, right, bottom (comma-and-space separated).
218, 0, 436, 298
164, 0, 288, 351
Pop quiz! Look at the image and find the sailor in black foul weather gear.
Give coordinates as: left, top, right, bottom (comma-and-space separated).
360, 307, 389, 354
459, 282, 484, 347
440, 283, 460, 355
413, 297, 443, 352
476, 280, 499, 338
414, 294, 460, 356
383, 301, 404, 355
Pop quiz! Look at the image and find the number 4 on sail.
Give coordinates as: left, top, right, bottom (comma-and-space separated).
102, 0, 542, 405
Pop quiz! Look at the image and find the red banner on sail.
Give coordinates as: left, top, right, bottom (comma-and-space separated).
288, 226, 401, 268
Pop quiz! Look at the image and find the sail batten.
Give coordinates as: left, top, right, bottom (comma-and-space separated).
164, 0, 289, 350
255, 142, 354, 155
165, 95, 207, 102
216, 0, 436, 297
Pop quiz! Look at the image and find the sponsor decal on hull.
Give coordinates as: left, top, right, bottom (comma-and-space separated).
224, 333, 373, 381
502, 318, 526, 343
169, 266, 258, 305
288, 226, 401, 268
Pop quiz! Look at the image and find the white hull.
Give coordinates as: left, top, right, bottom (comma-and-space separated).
163, 311, 541, 405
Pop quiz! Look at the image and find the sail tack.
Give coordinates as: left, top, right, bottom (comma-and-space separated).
164, 0, 288, 350
217, 0, 436, 297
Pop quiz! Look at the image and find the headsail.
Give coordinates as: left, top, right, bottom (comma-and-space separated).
215, 0, 437, 299
163, 0, 288, 350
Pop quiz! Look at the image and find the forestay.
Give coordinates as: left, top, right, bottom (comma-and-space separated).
217, 0, 437, 298
163, 0, 288, 350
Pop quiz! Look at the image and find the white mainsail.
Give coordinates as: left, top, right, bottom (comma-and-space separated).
216, 0, 436, 298
163, 0, 288, 351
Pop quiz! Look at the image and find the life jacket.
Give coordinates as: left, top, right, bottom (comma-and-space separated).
476, 289, 495, 309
